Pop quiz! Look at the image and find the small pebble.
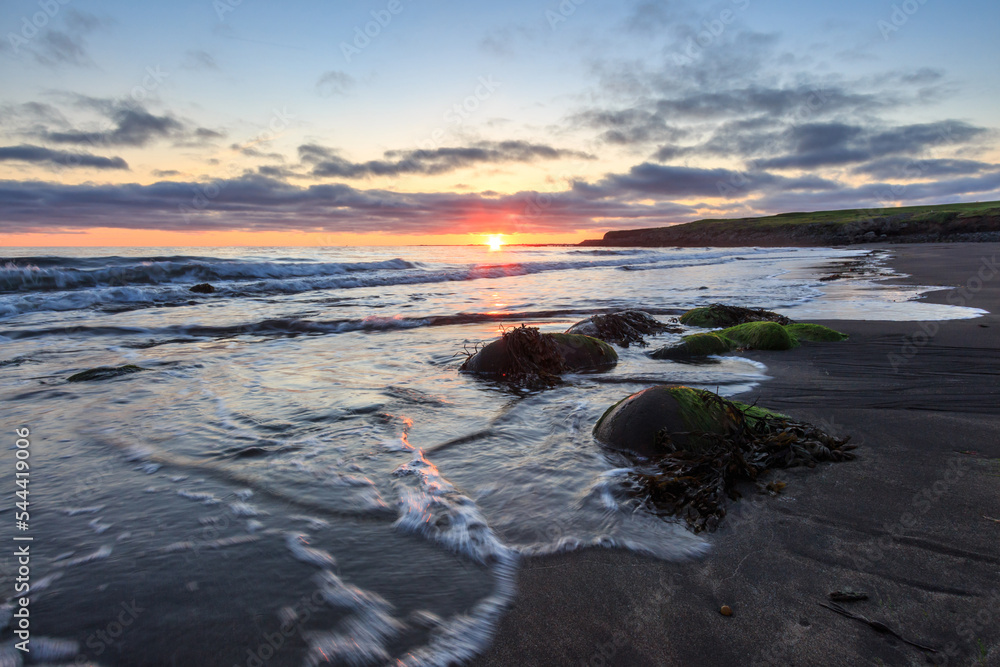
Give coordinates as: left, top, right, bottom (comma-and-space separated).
720, 605, 733, 616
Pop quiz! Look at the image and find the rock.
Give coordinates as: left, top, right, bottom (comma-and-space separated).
679, 304, 791, 328
649, 332, 733, 359
593, 386, 780, 457
720, 605, 733, 616
190, 283, 215, 294
565, 310, 680, 347
593, 386, 857, 531
721, 321, 795, 350
650, 322, 846, 359
67, 364, 146, 383
460, 326, 617, 386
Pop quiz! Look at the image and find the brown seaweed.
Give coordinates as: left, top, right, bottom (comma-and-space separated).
625, 391, 856, 532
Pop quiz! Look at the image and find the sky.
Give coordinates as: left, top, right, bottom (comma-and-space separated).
1, 0, 999, 246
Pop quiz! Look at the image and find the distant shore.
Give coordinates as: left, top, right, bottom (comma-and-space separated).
477, 242, 1000, 666
579, 200, 1000, 247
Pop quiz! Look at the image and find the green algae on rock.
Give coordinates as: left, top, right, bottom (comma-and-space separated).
650, 321, 847, 359
67, 364, 146, 383
460, 325, 617, 387
784, 323, 849, 342
565, 310, 681, 347
679, 304, 791, 328
721, 321, 795, 350
594, 385, 855, 531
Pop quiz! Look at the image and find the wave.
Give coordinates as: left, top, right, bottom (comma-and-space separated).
0, 257, 417, 292
0, 248, 787, 319
0, 307, 686, 342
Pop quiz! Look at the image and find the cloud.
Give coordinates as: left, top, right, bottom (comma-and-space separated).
316, 71, 355, 97
0, 175, 696, 235
44, 106, 185, 147
0, 9, 104, 67
580, 163, 838, 200
0, 145, 128, 170
302, 141, 595, 178
756, 121, 989, 170
181, 50, 219, 70
853, 158, 997, 180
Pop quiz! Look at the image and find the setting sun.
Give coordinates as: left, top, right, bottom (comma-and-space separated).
485, 234, 505, 251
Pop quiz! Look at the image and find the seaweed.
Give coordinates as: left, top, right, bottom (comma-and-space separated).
626, 389, 856, 532
679, 304, 792, 328
460, 324, 568, 387
569, 310, 680, 347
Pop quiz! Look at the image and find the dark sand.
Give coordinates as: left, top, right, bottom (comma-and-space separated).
477, 243, 1000, 667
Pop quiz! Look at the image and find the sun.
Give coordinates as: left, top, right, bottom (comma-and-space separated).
485, 234, 505, 251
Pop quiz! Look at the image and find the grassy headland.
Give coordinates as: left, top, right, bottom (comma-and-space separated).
580, 200, 1000, 247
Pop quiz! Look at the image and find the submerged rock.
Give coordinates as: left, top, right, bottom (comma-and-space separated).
565, 310, 680, 347
460, 325, 616, 386
67, 364, 146, 383
190, 283, 215, 294
679, 304, 791, 328
650, 321, 846, 359
594, 385, 856, 531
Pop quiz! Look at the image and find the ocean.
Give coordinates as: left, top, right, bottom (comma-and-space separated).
0, 245, 983, 666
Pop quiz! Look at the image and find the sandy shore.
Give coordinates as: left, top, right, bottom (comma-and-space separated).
476, 243, 1000, 667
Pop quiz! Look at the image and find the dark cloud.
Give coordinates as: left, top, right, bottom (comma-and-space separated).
0, 145, 128, 170
302, 141, 594, 178
0, 175, 694, 235
44, 107, 185, 148
756, 121, 988, 170
753, 171, 1000, 214
152, 169, 181, 177
853, 157, 997, 180
581, 163, 838, 200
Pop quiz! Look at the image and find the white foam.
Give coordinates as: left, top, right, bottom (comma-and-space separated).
285, 533, 337, 568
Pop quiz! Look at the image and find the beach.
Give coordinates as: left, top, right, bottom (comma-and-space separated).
1, 243, 996, 665
477, 242, 1000, 666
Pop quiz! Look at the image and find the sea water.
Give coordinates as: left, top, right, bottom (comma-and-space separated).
0, 245, 983, 665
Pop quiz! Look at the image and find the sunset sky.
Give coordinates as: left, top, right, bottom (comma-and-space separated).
2, 0, 999, 246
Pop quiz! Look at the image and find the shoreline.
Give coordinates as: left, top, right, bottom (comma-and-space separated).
476, 242, 1000, 666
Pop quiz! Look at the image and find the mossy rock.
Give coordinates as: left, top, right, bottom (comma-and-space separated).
594, 386, 785, 458
461, 326, 617, 384
721, 321, 795, 350
650, 322, 846, 359
784, 323, 849, 342
679, 304, 791, 328
595, 386, 854, 532
649, 332, 733, 359
67, 364, 146, 383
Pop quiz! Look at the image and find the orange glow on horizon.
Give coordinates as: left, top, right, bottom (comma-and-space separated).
485, 234, 505, 251
0, 228, 595, 247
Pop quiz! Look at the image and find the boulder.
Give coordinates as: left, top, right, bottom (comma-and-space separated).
594, 385, 781, 457
190, 283, 215, 294
650, 322, 846, 359
593, 385, 857, 531
460, 326, 617, 386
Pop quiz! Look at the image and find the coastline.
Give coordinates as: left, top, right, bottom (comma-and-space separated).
476, 242, 1000, 666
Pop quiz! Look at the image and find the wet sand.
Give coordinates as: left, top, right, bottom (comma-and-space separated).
476, 243, 1000, 666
